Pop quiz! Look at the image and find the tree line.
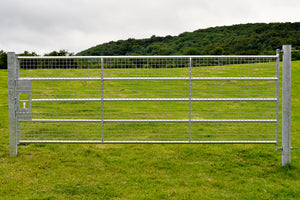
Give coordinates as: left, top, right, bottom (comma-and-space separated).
0, 50, 73, 69
78, 22, 300, 58
1, 22, 300, 69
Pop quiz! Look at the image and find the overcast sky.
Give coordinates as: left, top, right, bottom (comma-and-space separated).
0, 0, 299, 54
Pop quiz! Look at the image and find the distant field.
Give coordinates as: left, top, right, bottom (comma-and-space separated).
0, 62, 299, 199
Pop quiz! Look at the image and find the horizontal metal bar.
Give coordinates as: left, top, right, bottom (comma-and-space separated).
20, 119, 277, 123
18, 77, 278, 81
105, 77, 278, 81
31, 98, 277, 102
19, 140, 277, 144
18, 55, 278, 59
103, 119, 277, 123
19, 77, 102, 81
32, 98, 102, 102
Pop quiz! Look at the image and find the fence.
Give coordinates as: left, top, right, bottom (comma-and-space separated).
8, 45, 292, 165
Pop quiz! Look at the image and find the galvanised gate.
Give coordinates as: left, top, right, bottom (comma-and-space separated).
8, 46, 292, 165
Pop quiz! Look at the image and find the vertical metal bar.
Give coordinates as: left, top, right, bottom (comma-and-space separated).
101, 58, 104, 143
282, 45, 291, 166
16, 58, 21, 145
8, 52, 18, 156
146, 58, 149, 138
189, 57, 192, 142
275, 49, 280, 151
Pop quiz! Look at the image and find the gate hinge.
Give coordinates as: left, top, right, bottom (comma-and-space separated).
277, 147, 298, 151
280, 50, 299, 53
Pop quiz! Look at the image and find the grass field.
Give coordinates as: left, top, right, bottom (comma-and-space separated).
0, 61, 299, 199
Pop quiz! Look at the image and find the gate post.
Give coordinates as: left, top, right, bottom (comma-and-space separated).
8, 52, 18, 156
282, 45, 291, 166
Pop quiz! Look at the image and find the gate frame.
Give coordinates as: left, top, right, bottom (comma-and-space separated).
8, 46, 293, 166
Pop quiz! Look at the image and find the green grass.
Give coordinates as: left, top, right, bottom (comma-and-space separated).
0, 62, 300, 199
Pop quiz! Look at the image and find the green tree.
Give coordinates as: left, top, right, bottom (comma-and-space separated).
0, 50, 7, 69
182, 47, 201, 55
44, 50, 77, 69
77, 22, 300, 60
131, 45, 145, 55
44, 49, 73, 56
210, 47, 224, 55
18, 51, 38, 56
17, 51, 39, 69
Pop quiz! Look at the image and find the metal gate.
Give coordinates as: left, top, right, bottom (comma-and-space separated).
8, 51, 283, 156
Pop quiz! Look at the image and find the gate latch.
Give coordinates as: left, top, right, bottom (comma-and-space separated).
16, 80, 32, 121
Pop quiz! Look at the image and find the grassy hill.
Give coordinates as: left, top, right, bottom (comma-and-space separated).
78, 22, 300, 57
0, 60, 299, 199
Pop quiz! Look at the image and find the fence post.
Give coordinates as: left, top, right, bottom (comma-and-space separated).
282, 45, 291, 166
8, 52, 18, 156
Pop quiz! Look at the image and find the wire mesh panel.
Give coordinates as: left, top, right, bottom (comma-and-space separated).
15, 55, 278, 144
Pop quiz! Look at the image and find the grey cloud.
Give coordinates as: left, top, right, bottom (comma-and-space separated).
0, 0, 299, 54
